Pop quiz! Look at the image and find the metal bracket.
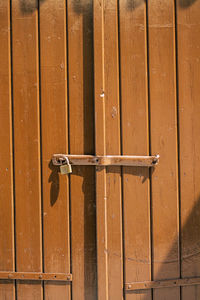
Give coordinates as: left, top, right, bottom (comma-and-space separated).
0, 271, 72, 282
52, 154, 159, 167
125, 276, 200, 291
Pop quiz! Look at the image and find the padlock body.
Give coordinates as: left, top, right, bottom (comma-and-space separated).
60, 164, 72, 174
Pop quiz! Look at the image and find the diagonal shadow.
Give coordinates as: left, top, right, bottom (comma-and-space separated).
126, 196, 200, 298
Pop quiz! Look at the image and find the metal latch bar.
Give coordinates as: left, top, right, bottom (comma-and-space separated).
0, 271, 72, 282
52, 154, 159, 167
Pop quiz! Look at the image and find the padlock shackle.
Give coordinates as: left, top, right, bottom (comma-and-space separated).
52, 154, 70, 166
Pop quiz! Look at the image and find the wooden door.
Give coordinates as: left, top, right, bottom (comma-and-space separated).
1, 1, 200, 300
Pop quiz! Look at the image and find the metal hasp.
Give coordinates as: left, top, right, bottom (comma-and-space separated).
52, 154, 159, 167
0, 271, 72, 282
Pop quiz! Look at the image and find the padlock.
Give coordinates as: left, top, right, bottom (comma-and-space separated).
60, 157, 72, 174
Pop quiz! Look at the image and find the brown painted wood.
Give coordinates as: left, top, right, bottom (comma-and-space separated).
94, 1, 124, 299
176, 0, 200, 299
0, 1, 15, 299
126, 276, 200, 291
12, 0, 43, 299
119, 1, 152, 300
52, 154, 159, 167
103, 0, 123, 298
148, 1, 180, 300
1, 2, 200, 300
67, 1, 97, 300
39, 0, 71, 299
0, 272, 72, 281
93, 1, 108, 299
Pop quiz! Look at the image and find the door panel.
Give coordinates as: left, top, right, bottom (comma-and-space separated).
0, 1, 200, 299
39, 0, 71, 299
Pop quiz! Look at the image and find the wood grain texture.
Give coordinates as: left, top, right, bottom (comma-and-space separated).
1, 1, 200, 299
104, 0, 123, 299
11, 0, 43, 298
39, 0, 71, 299
93, 1, 108, 298
94, 0, 124, 299
176, 0, 200, 299
68, 1, 97, 299
148, 0, 180, 299
119, 1, 151, 299
0, 0, 15, 299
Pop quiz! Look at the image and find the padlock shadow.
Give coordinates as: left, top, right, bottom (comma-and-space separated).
69, 165, 97, 300
105, 165, 155, 184
70, 165, 154, 184
48, 160, 60, 206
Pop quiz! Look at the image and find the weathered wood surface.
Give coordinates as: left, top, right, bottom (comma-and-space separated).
94, 1, 124, 299
0, 1, 15, 299
0, 1, 200, 299
12, 0, 43, 299
68, 1, 97, 300
39, 0, 71, 299
148, 1, 180, 300
177, 0, 200, 299
119, 0, 152, 299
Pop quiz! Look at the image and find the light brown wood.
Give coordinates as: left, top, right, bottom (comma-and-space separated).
68, 1, 97, 300
0, 272, 72, 281
12, 0, 43, 299
1, 2, 200, 300
52, 154, 159, 167
177, 0, 200, 299
148, 1, 180, 300
119, 1, 152, 300
39, 0, 71, 299
0, 1, 15, 299
103, 0, 124, 298
94, 1, 108, 299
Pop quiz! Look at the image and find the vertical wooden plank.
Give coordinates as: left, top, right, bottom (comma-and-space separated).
0, 0, 15, 299
104, 0, 123, 299
176, 0, 200, 299
148, 0, 180, 299
93, 1, 108, 299
119, 1, 151, 300
94, 1, 123, 299
12, 0, 42, 299
39, 0, 71, 299
68, 1, 97, 300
